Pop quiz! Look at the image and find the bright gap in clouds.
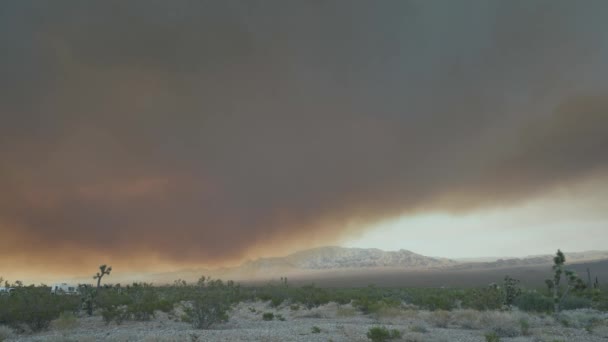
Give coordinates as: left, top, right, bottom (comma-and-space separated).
342, 185, 608, 259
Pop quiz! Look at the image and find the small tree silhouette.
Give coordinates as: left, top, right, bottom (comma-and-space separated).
545, 250, 586, 312
94, 264, 112, 289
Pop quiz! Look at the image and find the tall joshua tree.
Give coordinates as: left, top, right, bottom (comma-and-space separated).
94, 264, 112, 289
545, 250, 586, 313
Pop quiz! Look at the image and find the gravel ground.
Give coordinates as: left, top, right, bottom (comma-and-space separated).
4, 303, 608, 342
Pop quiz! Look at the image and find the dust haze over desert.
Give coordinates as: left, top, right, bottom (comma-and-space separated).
1, 1, 608, 283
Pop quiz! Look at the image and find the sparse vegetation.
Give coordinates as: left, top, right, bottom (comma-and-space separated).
366, 326, 401, 342
429, 310, 450, 328
0, 286, 80, 332
0, 253, 605, 340
410, 324, 428, 333
182, 277, 239, 329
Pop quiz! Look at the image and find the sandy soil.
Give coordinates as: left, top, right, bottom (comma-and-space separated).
4, 302, 608, 342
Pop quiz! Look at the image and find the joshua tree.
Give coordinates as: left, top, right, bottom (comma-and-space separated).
94, 264, 112, 289
545, 250, 586, 313
503, 275, 521, 309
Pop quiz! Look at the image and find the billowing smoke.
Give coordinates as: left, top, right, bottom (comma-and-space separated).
1, 1, 607, 276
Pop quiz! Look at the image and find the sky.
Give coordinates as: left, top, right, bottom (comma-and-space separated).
1, 1, 608, 282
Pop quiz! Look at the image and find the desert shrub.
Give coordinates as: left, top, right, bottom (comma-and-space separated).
464, 287, 503, 311
101, 305, 129, 325
560, 296, 592, 310
502, 276, 522, 309
294, 284, 331, 309
336, 306, 357, 317
262, 312, 274, 321
410, 324, 428, 333
484, 332, 500, 342
183, 277, 239, 329
311, 326, 321, 333
96, 288, 131, 325
54, 311, 78, 331
290, 304, 300, 311
557, 309, 604, 329
513, 291, 553, 312
590, 289, 608, 311
270, 297, 284, 307
354, 297, 400, 315
366, 326, 401, 342
450, 309, 480, 329
276, 314, 285, 321
480, 311, 520, 337
406, 291, 455, 311
0, 286, 80, 332
126, 283, 163, 321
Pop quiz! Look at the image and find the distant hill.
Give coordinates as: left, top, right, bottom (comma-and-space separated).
211, 247, 608, 283
69, 247, 608, 285
241, 246, 458, 271
451, 250, 608, 270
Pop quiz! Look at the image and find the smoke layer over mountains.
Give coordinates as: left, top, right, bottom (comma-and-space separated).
1, 1, 607, 276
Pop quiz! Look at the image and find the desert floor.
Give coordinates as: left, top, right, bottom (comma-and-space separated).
3, 301, 608, 342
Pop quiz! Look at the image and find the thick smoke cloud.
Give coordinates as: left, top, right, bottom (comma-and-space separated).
1, 1, 607, 273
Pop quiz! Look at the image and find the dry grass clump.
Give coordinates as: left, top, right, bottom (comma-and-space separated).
450, 309, 481, 329
400, 309, 420, 320
428, 310, 451, 328
0, 325, 14, 342
592, 324, 608, 338
409, 324, 429, 333
478, 311, 522, 337
374, 306, 404, 319
556, 309, 607, 329
336, 306, 358, 317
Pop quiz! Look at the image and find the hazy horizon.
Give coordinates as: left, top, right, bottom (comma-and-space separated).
1, 1, 607, 282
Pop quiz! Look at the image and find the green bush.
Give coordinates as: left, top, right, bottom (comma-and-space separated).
126, 283, 162, 321
96, 288, 131, 325
0, 287, 80, 332
560, 296, 592, 310
183, 277, 238, 329
366, 326, 401, 342
410, 324, 428, 333
465, 287, 503, 311
311, 326, 321, 333
513, 291, 553, 312
262, 312, 274, 321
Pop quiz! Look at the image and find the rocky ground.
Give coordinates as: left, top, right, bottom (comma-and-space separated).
2, 302, 608, 342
